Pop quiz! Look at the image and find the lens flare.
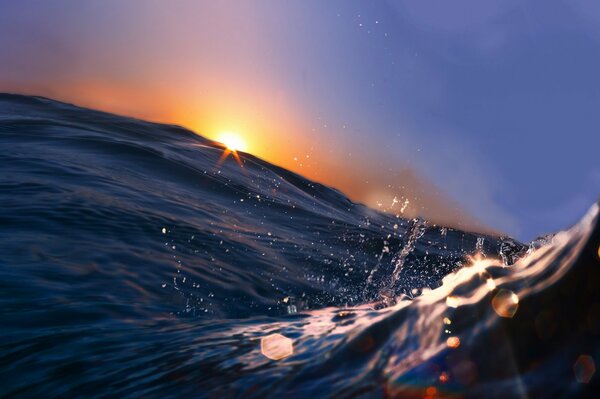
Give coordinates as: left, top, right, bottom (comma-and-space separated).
214, 132, 247, 170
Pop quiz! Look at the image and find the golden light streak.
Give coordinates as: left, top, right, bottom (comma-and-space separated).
446, 296, 461, 308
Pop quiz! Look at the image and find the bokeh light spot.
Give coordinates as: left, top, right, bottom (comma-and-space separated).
261, 333, 293, 360
574, 355, 596, 383
424, 386, 438, 398
492, 289, 519, 318
439, 372, 449, 383
446, 336, 461, 349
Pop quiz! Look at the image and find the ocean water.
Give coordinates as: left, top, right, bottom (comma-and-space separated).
1, 94, 599, 398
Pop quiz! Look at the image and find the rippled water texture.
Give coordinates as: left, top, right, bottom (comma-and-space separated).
1, 94, 599, 398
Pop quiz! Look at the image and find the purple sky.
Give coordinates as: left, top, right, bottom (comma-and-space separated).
1, 0, 599, 240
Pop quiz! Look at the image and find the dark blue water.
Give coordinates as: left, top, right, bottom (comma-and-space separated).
1, 94, 599, 398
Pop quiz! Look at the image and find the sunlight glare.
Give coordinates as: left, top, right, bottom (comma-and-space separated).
217, 132, 247, 152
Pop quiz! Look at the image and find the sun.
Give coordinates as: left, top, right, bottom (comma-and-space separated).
217, 132, 247, 152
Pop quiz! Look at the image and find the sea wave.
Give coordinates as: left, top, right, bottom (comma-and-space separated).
1, 94, 598, 398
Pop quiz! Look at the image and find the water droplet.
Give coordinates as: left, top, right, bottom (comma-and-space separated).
387, 218, 426, 288
287, 305, 297, 314
499, 239, 527, 266
476, 236, 485, 254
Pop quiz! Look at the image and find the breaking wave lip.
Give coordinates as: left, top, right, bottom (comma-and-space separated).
181, 202, 600, 398
1, 93, 599, 398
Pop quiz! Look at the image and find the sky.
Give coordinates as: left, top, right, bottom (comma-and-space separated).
1, 0, 599, 240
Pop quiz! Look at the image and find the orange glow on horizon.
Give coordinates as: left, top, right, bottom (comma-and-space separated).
6, 84, 497, 235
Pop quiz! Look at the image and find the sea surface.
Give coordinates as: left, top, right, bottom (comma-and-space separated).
1, 94, 599, 398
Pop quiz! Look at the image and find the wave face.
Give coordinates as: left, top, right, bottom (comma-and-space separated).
1, 94, 599, 398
